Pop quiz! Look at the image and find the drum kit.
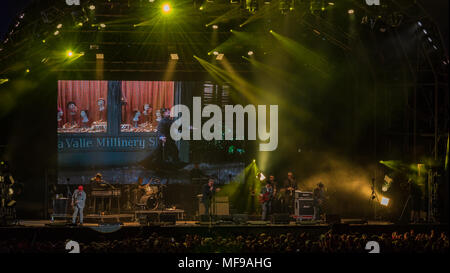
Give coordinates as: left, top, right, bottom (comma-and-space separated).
134, 178, 166, 210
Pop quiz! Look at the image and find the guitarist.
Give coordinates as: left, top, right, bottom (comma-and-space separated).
281, 172, 297, 214
260, 182, 274, 221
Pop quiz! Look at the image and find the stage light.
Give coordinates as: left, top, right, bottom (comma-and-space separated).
199, 6, 204, 10
433, 45, 438, 50
0, 79, 9, 85
230, 29, 233, 32
247, 51, 254, 56
26, 69, 30, 73
67, 50, 74, 57
269, 30, 273, 33
417, 21, 422, 27
56, 23, 63, 29
212, 25, 218, 29
89, 5, 96, 10
42, 39, 46, 43
149, 0, 155, 2
96, 53, 104, 59
422, 29, 428, 34
213, 51, 219, 55
78, 22, 83, 27
162, 3, 171, 14
54, 30, 60, 36
427, 37, 433, 42
328, 2, 334, 5
380, 197, 389, 206
170, 53, 179, 60
258, 172, 266, 181
348, 9, 354, 14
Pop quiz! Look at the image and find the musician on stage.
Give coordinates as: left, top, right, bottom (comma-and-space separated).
201, 178, 220, 216
260, 181, 274, 221
313, 182, 326, 221
89, 173, 113, 213
137, 177, 153, 204
90, 173, 106, 186
281, 172, 297, 214
268, 175, 282, 213
71, 185, 86, 226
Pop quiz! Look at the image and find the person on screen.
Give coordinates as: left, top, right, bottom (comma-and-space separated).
67, 101, 78, 126
80, 110, 90, 128
132, 110, 141, 128
72, 185, 86, 226
157, 108, 179, 162
57, 107, 64, 128
97, 98, 106, 121
143, 104, 153, 124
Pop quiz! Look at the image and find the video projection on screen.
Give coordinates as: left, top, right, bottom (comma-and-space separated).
57, 80, 245, 185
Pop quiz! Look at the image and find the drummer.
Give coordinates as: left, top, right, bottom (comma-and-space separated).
136, 177, 158, 208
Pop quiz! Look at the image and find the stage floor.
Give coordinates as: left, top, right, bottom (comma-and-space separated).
1, 216, 446, 244
16, 219, 394, 228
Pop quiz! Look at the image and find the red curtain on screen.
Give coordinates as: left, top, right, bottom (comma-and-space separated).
57, 80, 108, 126
121, 81, 174, 124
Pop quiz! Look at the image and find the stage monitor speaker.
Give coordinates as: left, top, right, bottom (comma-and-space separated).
215, 215, 233, 221
326, 214, 341, 224
271, 213, 290, 224
160, 213, 176, 225
232, 214, 248, 224
200, 214, 211, 222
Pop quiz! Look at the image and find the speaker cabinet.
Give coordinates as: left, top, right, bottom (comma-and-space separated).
197, 195, 229, 216
271, 213, 290, 224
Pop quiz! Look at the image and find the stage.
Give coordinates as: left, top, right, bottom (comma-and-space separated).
2, 217, 446, 238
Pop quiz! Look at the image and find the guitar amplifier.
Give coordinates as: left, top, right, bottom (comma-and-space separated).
52, 198, 69, 216
197, 195, 229, 216
295, 198, 314, 220
295, 191, 313, 199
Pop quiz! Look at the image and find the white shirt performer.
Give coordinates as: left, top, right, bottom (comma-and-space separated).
72, 185, 86, 225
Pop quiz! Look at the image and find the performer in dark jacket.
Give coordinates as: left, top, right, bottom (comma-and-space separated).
156, 108, 179, 162
201, 178, 220, 216
282, 172, 297, 214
